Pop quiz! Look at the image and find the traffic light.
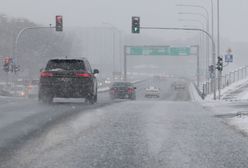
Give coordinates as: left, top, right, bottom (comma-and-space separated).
3, 64, 9, 72
132, 16, 140, 33
217, 56, 223, 71
3, 57, 12, 72
14, 65, 20, 73
56, 15, 63, 31
209, 65, 214, 73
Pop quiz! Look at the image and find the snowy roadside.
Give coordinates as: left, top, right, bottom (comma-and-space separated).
0, 96, 27, 105
201, 77, 248, 135
198, 98, 248, 136
189, 83, 203, 102
205, 78, 248, 101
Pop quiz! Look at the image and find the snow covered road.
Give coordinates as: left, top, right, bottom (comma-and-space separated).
1, 78, 248, 168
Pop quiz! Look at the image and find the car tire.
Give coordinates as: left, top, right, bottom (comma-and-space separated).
39, 93, 53, 104
110, 95, 115, 100
131, 95, 136, 100
86, 93, 97, 104
93, 94, 97, 103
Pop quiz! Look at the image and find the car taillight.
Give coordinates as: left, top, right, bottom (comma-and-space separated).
111, 88, 117, 93
128, 88, 134, 93
75, 73, 91, 78
40, 71, 53, 77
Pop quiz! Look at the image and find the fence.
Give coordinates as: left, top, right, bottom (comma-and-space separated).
201, 66, 248, 98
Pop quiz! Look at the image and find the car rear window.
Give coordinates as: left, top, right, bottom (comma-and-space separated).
45, 60, 85, 71
112, 82, 133, 87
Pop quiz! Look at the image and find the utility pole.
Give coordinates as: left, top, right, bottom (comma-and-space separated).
124, 46, 127, 81
217, 0, 221, 99
13, 26, 56, 66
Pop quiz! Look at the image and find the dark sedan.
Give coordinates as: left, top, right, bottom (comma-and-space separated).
110, 82, 136, 100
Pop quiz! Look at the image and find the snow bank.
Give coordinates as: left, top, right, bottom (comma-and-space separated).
205, 78, 248, 101
189, 83, 203, 102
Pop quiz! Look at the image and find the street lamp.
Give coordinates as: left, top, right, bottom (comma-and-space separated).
179, 19, 208, 82
176, 4, 212, 37
178, 19, 209, 79
178, 12, 209, 31
179, 19, 206, 31
210, 0, 214, 38
178, 12, 210, 79
102, 22, 115, 79
177, 2, 217, 99
217, 0, 221, 99
102, 22, 122, 80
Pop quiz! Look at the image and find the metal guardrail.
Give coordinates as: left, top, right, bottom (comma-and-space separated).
200, 66, 248, 97
193, 82, 204, 99
215, 111, 248, 118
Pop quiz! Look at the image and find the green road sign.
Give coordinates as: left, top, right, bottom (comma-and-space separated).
128, 46, 191, 56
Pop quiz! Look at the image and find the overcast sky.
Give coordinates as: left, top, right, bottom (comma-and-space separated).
0, 0, 247, 42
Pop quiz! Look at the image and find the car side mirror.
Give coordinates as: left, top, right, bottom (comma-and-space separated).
93, 69, 99, 74
134, 87, 137, 89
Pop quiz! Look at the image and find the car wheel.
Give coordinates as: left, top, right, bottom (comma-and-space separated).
110, 95, 115, 100
131, 94, 136, 100
39, 93, 53, 104
86, 93, 97, 104
93, 94, 97, 103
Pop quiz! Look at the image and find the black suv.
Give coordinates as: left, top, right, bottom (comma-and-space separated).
38, 58, 99, 104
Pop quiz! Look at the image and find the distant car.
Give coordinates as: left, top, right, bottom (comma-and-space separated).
13, 85, 27, 97
172, 81, 186, 90
38, 58, 99, 104
27, 84, 39, 98
145, 86, 160, 98
110, 82, 136, 100
104, 78, 111, 84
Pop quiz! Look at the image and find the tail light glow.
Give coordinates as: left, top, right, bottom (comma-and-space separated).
128, 88, 134, 94
40, 71, 53, 77
75, 73, 91, 77
111, 88, 117, 94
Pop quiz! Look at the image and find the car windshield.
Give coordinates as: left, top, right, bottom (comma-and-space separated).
45, 60, 85, 71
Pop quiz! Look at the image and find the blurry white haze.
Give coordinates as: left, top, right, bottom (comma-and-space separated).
0, 0, 247, 81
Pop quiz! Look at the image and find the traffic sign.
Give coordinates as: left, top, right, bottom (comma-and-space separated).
128, 46, 191, 56
225, 54, 233, 63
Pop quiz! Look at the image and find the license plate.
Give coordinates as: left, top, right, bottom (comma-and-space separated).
60, 78, 70, 82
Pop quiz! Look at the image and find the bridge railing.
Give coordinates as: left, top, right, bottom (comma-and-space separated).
200, 66, 248, 98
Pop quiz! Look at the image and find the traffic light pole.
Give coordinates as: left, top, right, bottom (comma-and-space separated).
13, 26, 55, 66
218, 70, 222, 99
140, 26, 217, 100
124, 46, 127, 81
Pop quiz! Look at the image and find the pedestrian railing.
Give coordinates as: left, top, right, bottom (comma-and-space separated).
200, 66, 248, 98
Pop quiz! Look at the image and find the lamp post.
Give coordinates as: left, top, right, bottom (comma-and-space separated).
102, 22, 116, 80
217, 0, 221, 99
210, 0, 214, 38
102, 22, 122, 80
179, 19, 208, 80
177, 4, 212, 77
178, 12, 210, 80
177, 4, 211, 36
